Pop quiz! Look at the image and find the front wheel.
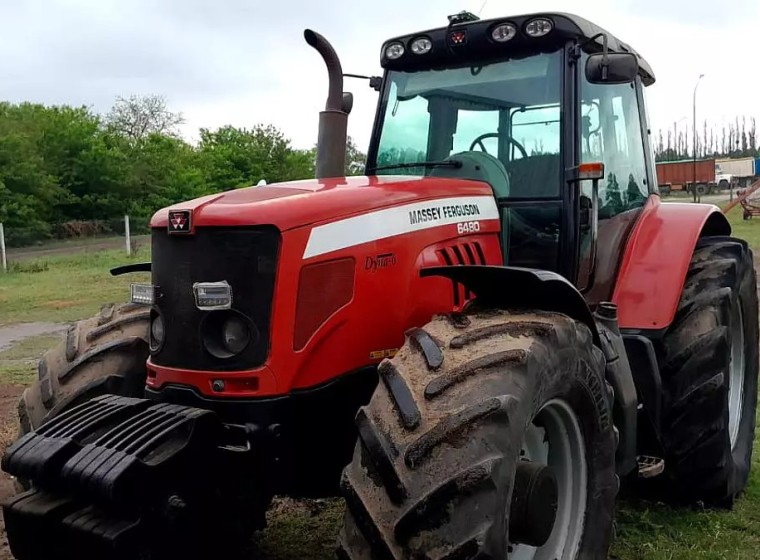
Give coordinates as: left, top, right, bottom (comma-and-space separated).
338, 309, 617, 559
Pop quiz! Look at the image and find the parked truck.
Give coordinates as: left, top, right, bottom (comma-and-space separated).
716, 156, 756, 189
656, 158, 720, 196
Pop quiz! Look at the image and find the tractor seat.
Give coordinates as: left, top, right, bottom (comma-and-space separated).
504, 154, 561, 199
428, 151, 511, 199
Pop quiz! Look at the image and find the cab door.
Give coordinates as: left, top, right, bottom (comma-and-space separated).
576, 53, 653, 302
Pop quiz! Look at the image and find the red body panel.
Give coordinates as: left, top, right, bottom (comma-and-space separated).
150, 176, 494, 232
612, 196, 729, 330
147, 177, 504, 397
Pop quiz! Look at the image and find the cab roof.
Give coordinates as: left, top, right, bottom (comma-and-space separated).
380, 11, 655, 86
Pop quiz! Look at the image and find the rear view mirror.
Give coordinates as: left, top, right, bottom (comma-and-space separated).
342, 92, 354, 114
585, 52, 639, 84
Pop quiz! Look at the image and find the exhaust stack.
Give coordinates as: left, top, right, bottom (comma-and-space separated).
304, 29, 351, 180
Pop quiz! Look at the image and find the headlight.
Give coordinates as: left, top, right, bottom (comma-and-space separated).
491, 23, 517, 42
130, 283, 156, 305
150, 313, 165, 351
385, 42, 405, 60
222, 316, 250, 355
410, 37, 432, 55
193, 281, 232, 311
525, 18, 553, 37
200, 311, 257, 360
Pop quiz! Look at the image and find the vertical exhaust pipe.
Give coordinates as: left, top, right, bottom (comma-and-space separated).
304, 29, 350, 179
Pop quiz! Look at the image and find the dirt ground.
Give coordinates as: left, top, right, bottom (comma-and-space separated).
0, 384, 26, 559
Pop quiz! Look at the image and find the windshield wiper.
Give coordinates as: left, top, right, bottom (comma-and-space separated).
367, 160, 463, 173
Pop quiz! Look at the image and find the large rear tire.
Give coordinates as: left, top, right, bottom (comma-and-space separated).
656, 236, 759, 506
338, 309, 617, 559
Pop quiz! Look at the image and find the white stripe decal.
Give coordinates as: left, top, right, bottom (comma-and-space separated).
303, 195, 499, 259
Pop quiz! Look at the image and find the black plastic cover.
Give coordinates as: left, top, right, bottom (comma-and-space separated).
150, 226, 280, 371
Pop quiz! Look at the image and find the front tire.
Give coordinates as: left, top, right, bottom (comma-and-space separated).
18, 302, 150, 434
338, 309, 617, 559
10, 302, 271, 559
657, 236, 759, 506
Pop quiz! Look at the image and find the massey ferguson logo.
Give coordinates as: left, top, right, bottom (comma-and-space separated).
168, 210, 192, 234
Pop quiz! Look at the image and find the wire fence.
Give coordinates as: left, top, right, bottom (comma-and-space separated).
3, 215, 152, 248
0, 215, 149, 272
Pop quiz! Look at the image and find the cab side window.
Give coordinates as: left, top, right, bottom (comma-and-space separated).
581, 70, 648, 219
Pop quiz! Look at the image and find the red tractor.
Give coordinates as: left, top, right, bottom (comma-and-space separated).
3, 11, 758, 560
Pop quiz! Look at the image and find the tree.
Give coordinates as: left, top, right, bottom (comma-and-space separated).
345, 136, 367, 175
198, 124, 314, 191
104, 94, 185, 142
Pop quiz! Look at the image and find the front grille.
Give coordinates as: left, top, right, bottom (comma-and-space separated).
151, 226, 280, 371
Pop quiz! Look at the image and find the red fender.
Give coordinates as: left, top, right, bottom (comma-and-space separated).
612, 196, 731, 331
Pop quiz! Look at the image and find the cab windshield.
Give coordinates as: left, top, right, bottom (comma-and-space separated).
372, 50, 563, 199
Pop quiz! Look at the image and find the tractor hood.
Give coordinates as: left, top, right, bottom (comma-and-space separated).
150, 175, 495, 232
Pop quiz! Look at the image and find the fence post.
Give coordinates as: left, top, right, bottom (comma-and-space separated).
0, 223, 6, 272
124, 215, 131, 256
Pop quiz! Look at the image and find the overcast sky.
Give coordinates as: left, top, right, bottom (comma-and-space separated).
1, 0, 758, 152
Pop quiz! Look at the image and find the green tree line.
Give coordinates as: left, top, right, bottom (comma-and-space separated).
655, 116, 759, 162
0, 94, 366, 247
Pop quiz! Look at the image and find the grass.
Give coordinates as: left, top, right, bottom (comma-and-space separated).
0, 245, 150, 326
724, 206, 760, 251
251, 499, 344, 559
0, 334, 63, 386
1, 205, 760, 557
609, 413, 760, 560
6, 234, 151, 256
0, 362, 37, 386
0, 335, 62, 361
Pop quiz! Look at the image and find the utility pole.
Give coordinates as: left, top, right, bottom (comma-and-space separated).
693, 73, 704, 202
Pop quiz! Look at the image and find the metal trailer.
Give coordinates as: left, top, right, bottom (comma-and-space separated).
655, 158, 717, 195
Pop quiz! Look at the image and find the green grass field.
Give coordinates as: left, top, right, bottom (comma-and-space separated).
0, 244, 150, 327
0, 204, 758, 558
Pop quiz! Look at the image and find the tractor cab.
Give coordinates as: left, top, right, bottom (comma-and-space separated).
365, 12, 657, 295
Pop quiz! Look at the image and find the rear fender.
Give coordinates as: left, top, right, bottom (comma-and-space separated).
420, 265, 600, 345
612, 197, 731, 331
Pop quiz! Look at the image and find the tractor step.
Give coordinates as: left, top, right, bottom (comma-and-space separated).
637, 455, 665, 478
1, 394, 234, 560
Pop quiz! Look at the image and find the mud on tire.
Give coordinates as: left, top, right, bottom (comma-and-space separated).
17, 302, 150, 436
656, 236, 759, 506
338, 309, 617, 559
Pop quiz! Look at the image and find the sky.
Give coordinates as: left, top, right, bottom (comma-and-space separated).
1, 0, 758, 153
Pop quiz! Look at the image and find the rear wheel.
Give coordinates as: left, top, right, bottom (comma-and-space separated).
338, 309, 617, 559
656, 236, 759, 506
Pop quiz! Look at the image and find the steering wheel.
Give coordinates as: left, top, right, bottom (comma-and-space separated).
469, 133, 528, 159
